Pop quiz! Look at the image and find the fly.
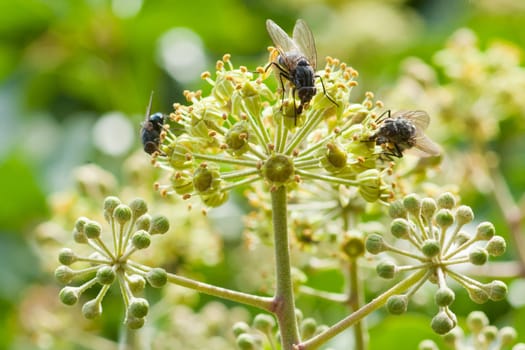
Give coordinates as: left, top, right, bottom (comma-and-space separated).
141, 92, 165, 155
265, 19, 337, 124
368, 110, 440, 158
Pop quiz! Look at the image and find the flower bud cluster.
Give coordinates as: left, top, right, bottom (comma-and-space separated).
56, 196, 170, 328
420, 311, 525, 350
148, 54, 396, 210
365, 192, 508, 335
233, 310, 327, 350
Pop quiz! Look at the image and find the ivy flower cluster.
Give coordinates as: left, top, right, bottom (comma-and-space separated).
55, 196, 170, 329
365, 192, 508, 335
419, 311, 525, 350
149, 54, 395, 210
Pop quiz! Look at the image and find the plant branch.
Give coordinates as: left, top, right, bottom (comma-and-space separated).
271, 185, 301, 349
297, 269, 427, 350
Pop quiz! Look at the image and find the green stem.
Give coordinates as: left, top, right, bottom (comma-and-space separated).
348, 258, 367, 350
298, 269, 427, 350
271, 186, 301, 349
165, 272, 273, 311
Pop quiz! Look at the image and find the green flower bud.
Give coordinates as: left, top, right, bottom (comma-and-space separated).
132, 230, 151, 249
437, 192, 456, 209
486, 280, 507, 301
468, 287, 489, 304
74, 217, 89, 233
146, 268, 167, 288
55, 266, 75, 284
236, 333, 257, 350
171, 171, 194, 195
483, 325, 498, 343
403, 194, 421, 217
82, 299, 102, 319
486, 236, 506, 256
435, 287, 455, 307
126, 315, 145, 329
103, 196, 121, 222
421, 198, 437, 222
300, 317, 317, 340
365, 234, 386, 254
435, 209, 454, 229
500, 327, 518, 347
419, 340, 439, 350
469, 247, 488, 265
129, 198, 148, 219
455, 205, 474, 226
58, 248, 77, 265
466, 311, 489, 333
202, 191, 229, 208
232, 321, 250, 337
193, 165, 215, 193
73, 228, 88, 244
358, 169, 381, 202
476, 222, 495, 240
422, 239, 441, 258
454, 231, 471, 245
150, 215, 170, 235
96, 265, 115, 285
225, 121, 250, 155
324, 142, 348, 170
128, 298, 149, 318
386, 295, 408, 315
262, 154, 295, 185
113, 204, 132, 225
376, 260, 396, 279
390, 218, 411, 239
341, 235, 365, 258
389, 200, 407, 219
59, 286, 79, 305
431, 311, 455, 335
135, 214, 151, 231
128, 274, 146, 294
253, 313, 275, 334
84, 221, 102, 239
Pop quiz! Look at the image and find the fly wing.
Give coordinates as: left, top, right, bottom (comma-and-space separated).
292, 19, 317, 69
266, 19, 300, 54
394, 110, 430, 131
411, 133, 441, 157
145, 91, 154, 120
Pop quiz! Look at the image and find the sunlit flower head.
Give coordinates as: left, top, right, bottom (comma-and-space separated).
148, 53, 405, 210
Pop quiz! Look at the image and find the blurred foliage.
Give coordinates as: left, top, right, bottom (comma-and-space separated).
1, 0, 525, 349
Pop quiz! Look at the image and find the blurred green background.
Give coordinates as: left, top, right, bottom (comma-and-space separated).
1, 0, 525, 349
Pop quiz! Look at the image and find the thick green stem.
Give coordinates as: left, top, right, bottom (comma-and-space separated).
298, 269, 427, 350
348, 258, 367, 350
271, 186, 301, 349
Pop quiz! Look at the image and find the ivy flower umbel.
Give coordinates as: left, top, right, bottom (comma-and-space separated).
55, 196, 170, 329
365, 192, 508, 335
151, 54, 393, 209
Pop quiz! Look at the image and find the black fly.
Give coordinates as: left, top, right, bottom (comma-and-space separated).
265, 19, 337, 124
141, 92, 165, 155
368, 110, 440, 158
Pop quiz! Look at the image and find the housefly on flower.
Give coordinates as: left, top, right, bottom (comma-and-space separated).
140, 92, 165, 155
265, 19, 337, 124
368, 110, 441, 158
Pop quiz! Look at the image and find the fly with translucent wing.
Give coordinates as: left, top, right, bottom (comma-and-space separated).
265, 19, 337, 124
140, 92, 165, 155
368, 110, 441, 158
